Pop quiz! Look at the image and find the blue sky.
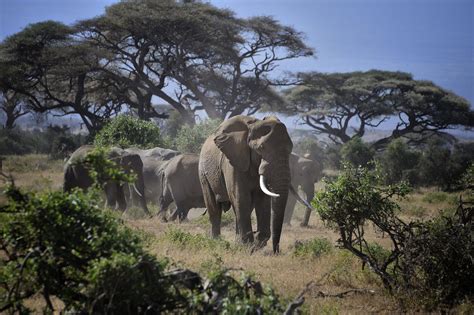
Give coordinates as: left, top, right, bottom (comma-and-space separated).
1, 0, 472, 130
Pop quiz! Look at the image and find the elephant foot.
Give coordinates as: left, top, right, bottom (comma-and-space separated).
283, 222, 292, 227
300, 222, 309, 228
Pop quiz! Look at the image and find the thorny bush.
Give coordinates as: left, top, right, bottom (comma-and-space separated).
314, 163, 473, 309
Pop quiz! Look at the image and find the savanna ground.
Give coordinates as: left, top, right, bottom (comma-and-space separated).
0, 155, 467, 314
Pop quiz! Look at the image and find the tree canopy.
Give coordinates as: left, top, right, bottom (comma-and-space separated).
0, 21, 125, 133
283, 70, 473, 148
76, 0, 313, 121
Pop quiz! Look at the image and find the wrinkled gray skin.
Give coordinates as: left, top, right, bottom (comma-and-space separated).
124, 147, 181, 206
199, 115, 293, 253
159, 154, 205, 222
64, 145, 150, 216
283, 153, 323, 226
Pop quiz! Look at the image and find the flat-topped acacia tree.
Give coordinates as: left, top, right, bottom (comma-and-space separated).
76, 0, 313, 122
282, 70, 473, 149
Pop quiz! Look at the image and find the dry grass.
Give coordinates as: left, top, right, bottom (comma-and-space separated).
1, 154, 468, 314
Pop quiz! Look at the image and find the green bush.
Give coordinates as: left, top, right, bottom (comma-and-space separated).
340, 137, 374, 167
293, 238, 332, 258
0, 183, 289, 313
175, 119, 222, 153
94, 115, 163, 149
0, 126, 85, 157
380, 139, 420, 184
315, 163, 474, 309
0, 185, 177, 313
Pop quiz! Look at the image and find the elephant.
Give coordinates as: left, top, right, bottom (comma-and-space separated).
283, 153, 323, 226
199, 115, 293, 253
124, 147, 181, 206
64, 145, 150, 216
158, 153, 206, 222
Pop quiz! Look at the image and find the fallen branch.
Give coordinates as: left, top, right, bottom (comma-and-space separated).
313, 288, 376, 299
284, 281, 315, 315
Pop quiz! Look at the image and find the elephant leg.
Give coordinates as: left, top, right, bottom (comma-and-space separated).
116, 183, 127, 212
253, 191, 271, 248
104, 182, 119, 210
159, 191, 173, 222
178, 207, 190, 223
232, 192, 254, 244
201, 177, 222, 238
283, 193, 297, 225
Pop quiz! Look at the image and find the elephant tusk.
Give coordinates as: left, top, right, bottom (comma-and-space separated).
132, 184, 143, 198
259, 175, 280, 197
289, 185, 315, 211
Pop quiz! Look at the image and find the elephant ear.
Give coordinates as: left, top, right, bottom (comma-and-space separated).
214, 130, 251, 172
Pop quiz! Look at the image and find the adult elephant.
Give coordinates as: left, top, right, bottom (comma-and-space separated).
124, 147, 181, 206
283, 153, 323, 226
199, 115, 293, 253
64, 145, 150, 216
159, 153, 205, 222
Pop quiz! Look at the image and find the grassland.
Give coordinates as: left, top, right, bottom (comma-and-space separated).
0, 154, 468, 314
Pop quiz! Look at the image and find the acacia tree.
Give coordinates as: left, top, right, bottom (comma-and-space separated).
0, 21, 124, 134
283, 70, 473, 149
0, 90, 30, 129
77, 0, 313, 123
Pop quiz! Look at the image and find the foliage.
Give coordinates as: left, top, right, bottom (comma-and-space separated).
292, 238, 332, 258
185, 266, 285, 314
379, 139, 420, 184
0, 126, 85, 157
284, 70, 473, 148
340, 137, 375, 167
0, 90, 29, 129
75, 0, 312, 122
0, 182, 290, 313
79, 147, 136, 188
0, 185, 177, 313
315, 163, 474, 308
417, 140, 474, 190
93, 115, 163, 149
175, 119, 222, 153
0, 21, 122, 134
293, 137, 326, 165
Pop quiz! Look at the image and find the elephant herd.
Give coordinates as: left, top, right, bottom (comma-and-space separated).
63, 115, 322, 253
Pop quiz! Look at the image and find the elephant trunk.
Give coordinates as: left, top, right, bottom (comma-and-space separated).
271, 192, 289, 253
260, 156, 291, 254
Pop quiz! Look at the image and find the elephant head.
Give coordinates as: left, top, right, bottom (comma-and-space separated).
214, 115, 293, 253
288, 153, 322, 226
108, 148, 150, 216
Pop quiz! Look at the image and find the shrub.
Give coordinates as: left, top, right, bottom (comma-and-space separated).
0, 126, 85, 157
0, 182, 289, 313
175, 119, 222, 153
293, 238, 332, 258
315, 163, 473, 309
340, 137, 374, 167
94, 115, 163, 149
294, 137, 326, 164
380, 139, 420, 184
0, 184, 177, 313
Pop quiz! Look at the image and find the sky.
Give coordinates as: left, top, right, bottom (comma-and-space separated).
0, 0, 473, 130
